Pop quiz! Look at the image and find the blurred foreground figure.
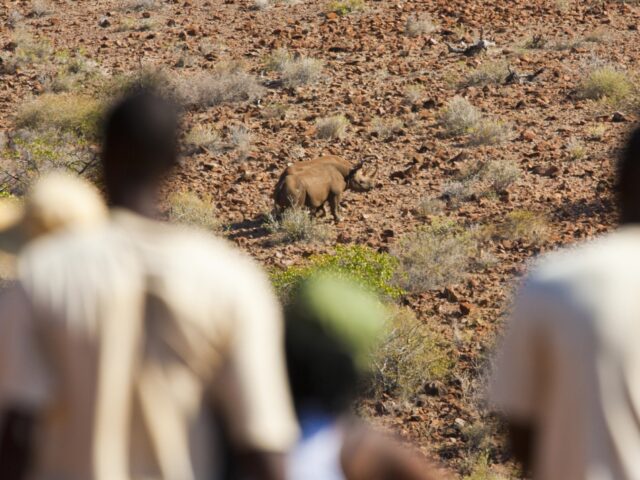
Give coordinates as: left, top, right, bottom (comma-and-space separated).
491, 127, 640, 479
285, 274, 441, 480
0, 171, 107, 279
0, 91, 298, 480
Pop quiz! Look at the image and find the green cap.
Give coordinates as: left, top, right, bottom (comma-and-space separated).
287, 273, 386, 371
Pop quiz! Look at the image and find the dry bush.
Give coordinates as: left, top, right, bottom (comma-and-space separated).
261, 102, 289, 120
587, 124, 607, 141
403, 85, 424, 106
0, 32, 52, 72
439, 96, 481, 137
253, 0, 270, 9
416, 196, 445, 218
405, 15, 436, 37
31, 0, 53, 17
45, 52, 99, 93
7, 11, 23, 29
392, 219, 478, 293
105, 67, 173, 99
370, 116, 403, 141
316, 114, 349, 140
578, 65, 633, 103
15, 94, 103, 139
478, 160, 520, 192
370, 307, 455, 398
124, 0, 162, 11
566, 137, 587, 160
491, 210, 548, 245
264, 48, 292, 72
228, 125, 252, 160
265, 49, 323, 88
442, 180, 472, 206
184, 125, 221, 154
177, 64, 264, 108
462, 453, 508, 480
468, 119, 510, 146
167, 192, 220, 231
282, 56, 323, 88
463, 61, 509, 87
265, 207, 329, 244
0, 130, 97, 194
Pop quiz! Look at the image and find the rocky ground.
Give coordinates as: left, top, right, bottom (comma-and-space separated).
1, 0, 638, 477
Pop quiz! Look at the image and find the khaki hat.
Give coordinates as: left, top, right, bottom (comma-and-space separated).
0, 172, 108, 255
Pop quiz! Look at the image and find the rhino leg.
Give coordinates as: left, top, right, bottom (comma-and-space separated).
329, 193, 342, 223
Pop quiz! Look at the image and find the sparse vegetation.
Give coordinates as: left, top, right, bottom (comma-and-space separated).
439, 97, 482, 137
15, 94, 103, 139
491, 210, 549, 245
463, 61, 509, 87
578, 65, 633, 103
328, 0, 365, 15
405, 15, 436, 37
392, 219, 479, 293
124, 0, 161, 11
479, 160, 521, 192
177, 63, 265, 108
371, 307, 455, 398
31, 0, 53, 17
0, 32, 52, 72
270, 244, 403, 301
167, 192, 220, 231
587, 124, 607, 141
403, 85, 424, 106
184, 124, 221, 154
0, 130, 97, 193
316, 114, 349, 140
567, 137, 587, 160
416, 196, 445, 218
469, 119, 511, 146
228, 124, 252, 160
265, 207, 329, 245
370, 116, 403, 141
282, 56, 323, 88
265, 49, 323, 88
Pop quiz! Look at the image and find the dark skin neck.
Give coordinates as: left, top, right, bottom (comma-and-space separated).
107, 183, 159, 219
506, 421, 534, 478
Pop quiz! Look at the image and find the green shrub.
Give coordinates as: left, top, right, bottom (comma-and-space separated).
371, 307, 455, 398
15, 94, 103, 139
270, 244, 403, 301
328, 0, 365, 15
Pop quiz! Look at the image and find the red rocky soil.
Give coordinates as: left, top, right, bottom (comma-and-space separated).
1, 0, 637, 477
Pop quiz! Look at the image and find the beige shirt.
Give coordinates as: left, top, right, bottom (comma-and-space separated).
0, 209, 298, 480
491, 227, 640, 480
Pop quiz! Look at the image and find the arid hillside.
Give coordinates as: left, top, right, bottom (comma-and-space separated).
1, 0, 638, 477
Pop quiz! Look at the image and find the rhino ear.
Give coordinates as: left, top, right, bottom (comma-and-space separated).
368, 166, 379, 178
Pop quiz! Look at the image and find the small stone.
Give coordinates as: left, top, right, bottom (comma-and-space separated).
521, 129, 536, 142
459, 302, 473, 316
454, 418, 467, 428
612, 111, 628, 123
98, 17, 111, 28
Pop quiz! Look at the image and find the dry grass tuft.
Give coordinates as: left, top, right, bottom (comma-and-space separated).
405, 15, 436, 37
463, 61, 509, 87
282, 56, 323, 88
167, 192, 221, 231
184, 125, 221, 154
370, 116, 403, 141
578, 65, 633, 104
177, 62, 264, 108
316, 114, 349, 140
228, 125, 252, 161
265, 207, 329, 244
488, 210, 548, 245
392, 218, 478, 293
31, 0, 54, 17
566, 137, 587, 160
468, 119, 511, 146
439, 97, 481, 137
328, 0, 365, 16
371, 307, 455, 398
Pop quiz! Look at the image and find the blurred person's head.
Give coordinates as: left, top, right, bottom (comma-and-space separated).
617, 127, 640, 224
102, 90, 178, 214
0, 171, 107, 271
284, 274, 385, 417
